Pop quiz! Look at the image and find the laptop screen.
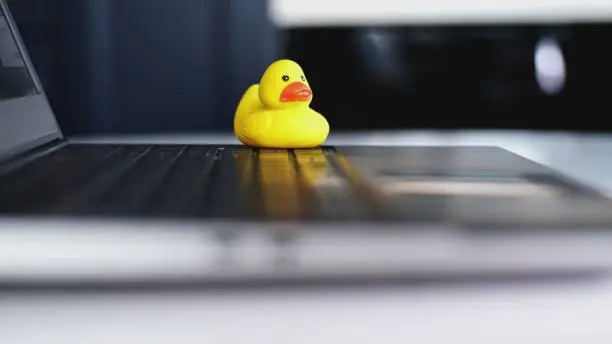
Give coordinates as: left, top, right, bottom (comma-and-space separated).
0, 5, 37, 101
0, 0, 60, 160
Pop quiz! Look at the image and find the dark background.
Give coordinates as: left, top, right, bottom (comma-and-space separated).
8, 0, 612, 135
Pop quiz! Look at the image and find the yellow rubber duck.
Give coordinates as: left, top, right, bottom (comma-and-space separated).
234, 59, 330, 148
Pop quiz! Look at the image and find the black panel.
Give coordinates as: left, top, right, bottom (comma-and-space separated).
284, 25, 612, 132
1, 144, 611, 228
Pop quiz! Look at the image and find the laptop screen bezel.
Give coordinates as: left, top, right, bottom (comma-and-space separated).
0, 0, 62, 161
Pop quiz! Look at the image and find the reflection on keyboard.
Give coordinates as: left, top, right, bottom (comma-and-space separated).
0, 144, 609, 226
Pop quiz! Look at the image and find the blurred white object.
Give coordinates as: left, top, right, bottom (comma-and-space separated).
535, 37, 566, 95
270, 0, 612, 26
3, 276, 612, 343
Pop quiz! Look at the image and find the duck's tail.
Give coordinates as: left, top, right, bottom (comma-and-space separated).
234, 84, 263, 128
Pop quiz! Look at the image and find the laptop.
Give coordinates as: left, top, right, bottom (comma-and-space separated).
1, 0, 612, 289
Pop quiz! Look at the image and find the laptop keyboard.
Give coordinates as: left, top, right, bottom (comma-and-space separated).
0, 144, 369, 220
0, 143, 611, 225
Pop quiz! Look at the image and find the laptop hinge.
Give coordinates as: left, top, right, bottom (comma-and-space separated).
0, 138, 68, 175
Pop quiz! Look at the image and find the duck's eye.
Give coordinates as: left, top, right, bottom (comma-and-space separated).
301, 75, 306, 81
282, 75, 289, 82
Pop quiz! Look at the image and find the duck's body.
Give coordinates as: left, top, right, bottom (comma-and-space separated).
234, 60, 329, 148
236, 106, 329, 149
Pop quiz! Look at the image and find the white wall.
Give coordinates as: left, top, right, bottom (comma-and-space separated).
270, 0, 612, 27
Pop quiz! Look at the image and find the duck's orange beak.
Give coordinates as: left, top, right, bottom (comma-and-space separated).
280, 82, 312, 102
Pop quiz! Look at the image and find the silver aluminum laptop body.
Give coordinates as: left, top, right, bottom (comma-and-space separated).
1, 0, 612, 289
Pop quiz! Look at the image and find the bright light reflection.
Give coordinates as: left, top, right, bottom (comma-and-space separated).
535, 37, 566, 95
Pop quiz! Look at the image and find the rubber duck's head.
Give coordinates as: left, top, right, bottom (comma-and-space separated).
259, 59, 313, 109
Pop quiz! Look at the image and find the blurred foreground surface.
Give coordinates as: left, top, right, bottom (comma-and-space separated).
4, 278, 612, 344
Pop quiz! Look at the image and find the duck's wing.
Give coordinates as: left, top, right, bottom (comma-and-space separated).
235, 84, 264, 123
234, 84, 264, 145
